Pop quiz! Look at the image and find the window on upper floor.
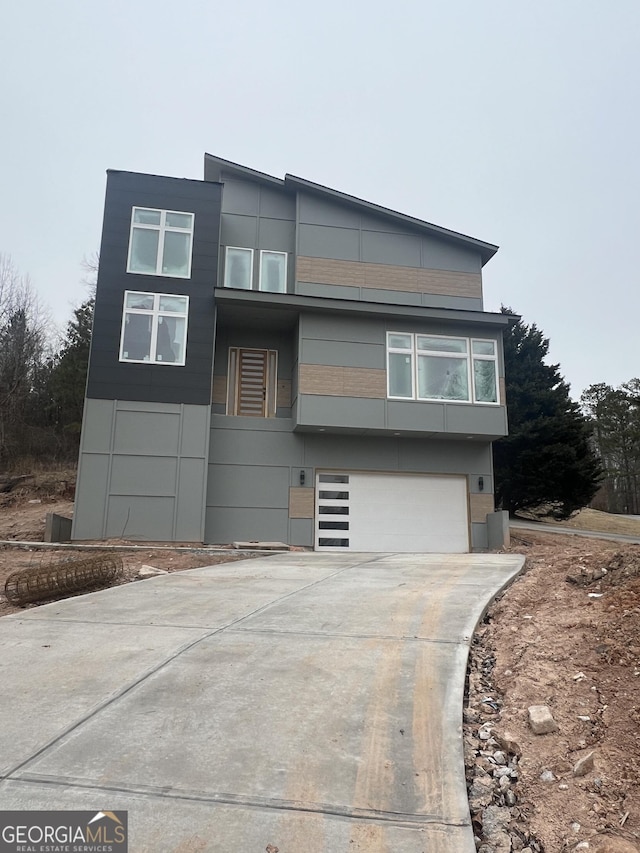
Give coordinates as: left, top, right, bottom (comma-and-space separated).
226, 347, 278, 416
386, 333, 498, 404
127, 207, 194, 278
223, 247, 287, 293
120, 291, 189, 365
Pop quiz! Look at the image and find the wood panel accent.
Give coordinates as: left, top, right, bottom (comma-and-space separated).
289, 487, 315, 519
277, 379, 292, 408
212, 375, 227, 405
296, 256, 482, 298
469, 493, 495, 523
298, 364, 386, 398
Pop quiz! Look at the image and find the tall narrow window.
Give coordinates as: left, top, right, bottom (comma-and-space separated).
127, 208, 194, 278
226, 348, 278, 417
224, 247, 253, 289
120, 291, 189, 365
471, 340, 498, 403
387, 333, 414, 398
259, 251, 287, 293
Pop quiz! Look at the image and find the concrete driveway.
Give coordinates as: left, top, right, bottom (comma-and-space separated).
0, 552, 524, 853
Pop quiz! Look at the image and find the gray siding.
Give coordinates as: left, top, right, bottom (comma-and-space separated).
205, 415, 493, 547
219, 179, 296, 292
297, 192, 482, 272
295, 314, 507, 438
73, 399, 210, 542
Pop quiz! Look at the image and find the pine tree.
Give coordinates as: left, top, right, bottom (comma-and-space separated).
49, 298, 94, 437
493, 308, 601, 518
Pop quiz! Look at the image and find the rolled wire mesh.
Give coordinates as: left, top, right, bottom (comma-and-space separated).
4, 554, 123, 605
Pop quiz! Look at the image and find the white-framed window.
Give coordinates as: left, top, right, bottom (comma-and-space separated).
119, 291, 189, 366
223, 247, 288, 292
259, 250, 287, 293
224, 247, 253, 289
386, 332, 499, 404
127, 207, 194, 278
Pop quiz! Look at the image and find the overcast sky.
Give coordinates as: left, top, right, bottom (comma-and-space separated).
2, 0, 638, 400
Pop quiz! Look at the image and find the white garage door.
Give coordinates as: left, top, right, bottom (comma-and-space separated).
315, 472, 469, 553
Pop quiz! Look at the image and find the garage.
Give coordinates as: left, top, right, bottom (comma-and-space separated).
315, 471, 469, 553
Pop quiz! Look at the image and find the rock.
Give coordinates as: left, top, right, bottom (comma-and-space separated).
482, 804, 511, 836
590, 836, 640, 852
573, 750, 595, 777
528, 704, 559, 734
498, 774, 511, 791
493, 729, 522, 757
137, 564, 169, 578
540, 769, 555, 782
493, 750, 507, 765
505, 789, 517, 806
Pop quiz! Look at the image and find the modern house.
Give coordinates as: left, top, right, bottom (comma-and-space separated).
72, 155, 514, 552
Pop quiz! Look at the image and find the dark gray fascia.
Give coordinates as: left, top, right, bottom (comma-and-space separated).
214, 288, 518, 328
203, 154, 286, 188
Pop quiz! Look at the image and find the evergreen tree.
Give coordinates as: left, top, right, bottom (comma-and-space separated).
49, 297, 94, 437
581, 380, 640, 514
493, 308, 601, 518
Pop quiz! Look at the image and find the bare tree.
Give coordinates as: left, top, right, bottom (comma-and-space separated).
0, 254, 49, 465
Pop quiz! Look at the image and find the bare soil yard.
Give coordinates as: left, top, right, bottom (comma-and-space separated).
1, 474, 640, 850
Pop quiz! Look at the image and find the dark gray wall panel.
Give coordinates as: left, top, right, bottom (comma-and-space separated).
361, 230, 421, 267
297, 395, 385, 429
106, 495, 175, 540
87, 171, 221, 405
446, 404, 507, 436
289, 518, 314, 546
258, 218, 296, 253
298, 224, 360, 261
300, 339, 385, 369
397, 438, 492, 472
471, 522, 489, 550
421, 235, 481, 273
71, 453, 109, 540
220, 213, 258, 247
420, 294, 484, 311
205, 507, 289, 544
209, 425, 304, 467
110, 455, 177, 496
300, 314, 382, 344
206, 464, 289, 508
361, 287, 423, 307
259, 186, 296, 220
296, 282, 360, 301
80, 398, 114, 453
221, 179, 260, 215
176, 458, 208, 541
386, 401, 446, 433
113, 410, 181, 455
298, 194, 361, 228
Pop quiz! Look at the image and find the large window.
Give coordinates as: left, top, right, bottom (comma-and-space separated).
387, 333, 498, 404
127, 208, 194, 278
224, 247, 287, 293
120, 291, 189, 365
